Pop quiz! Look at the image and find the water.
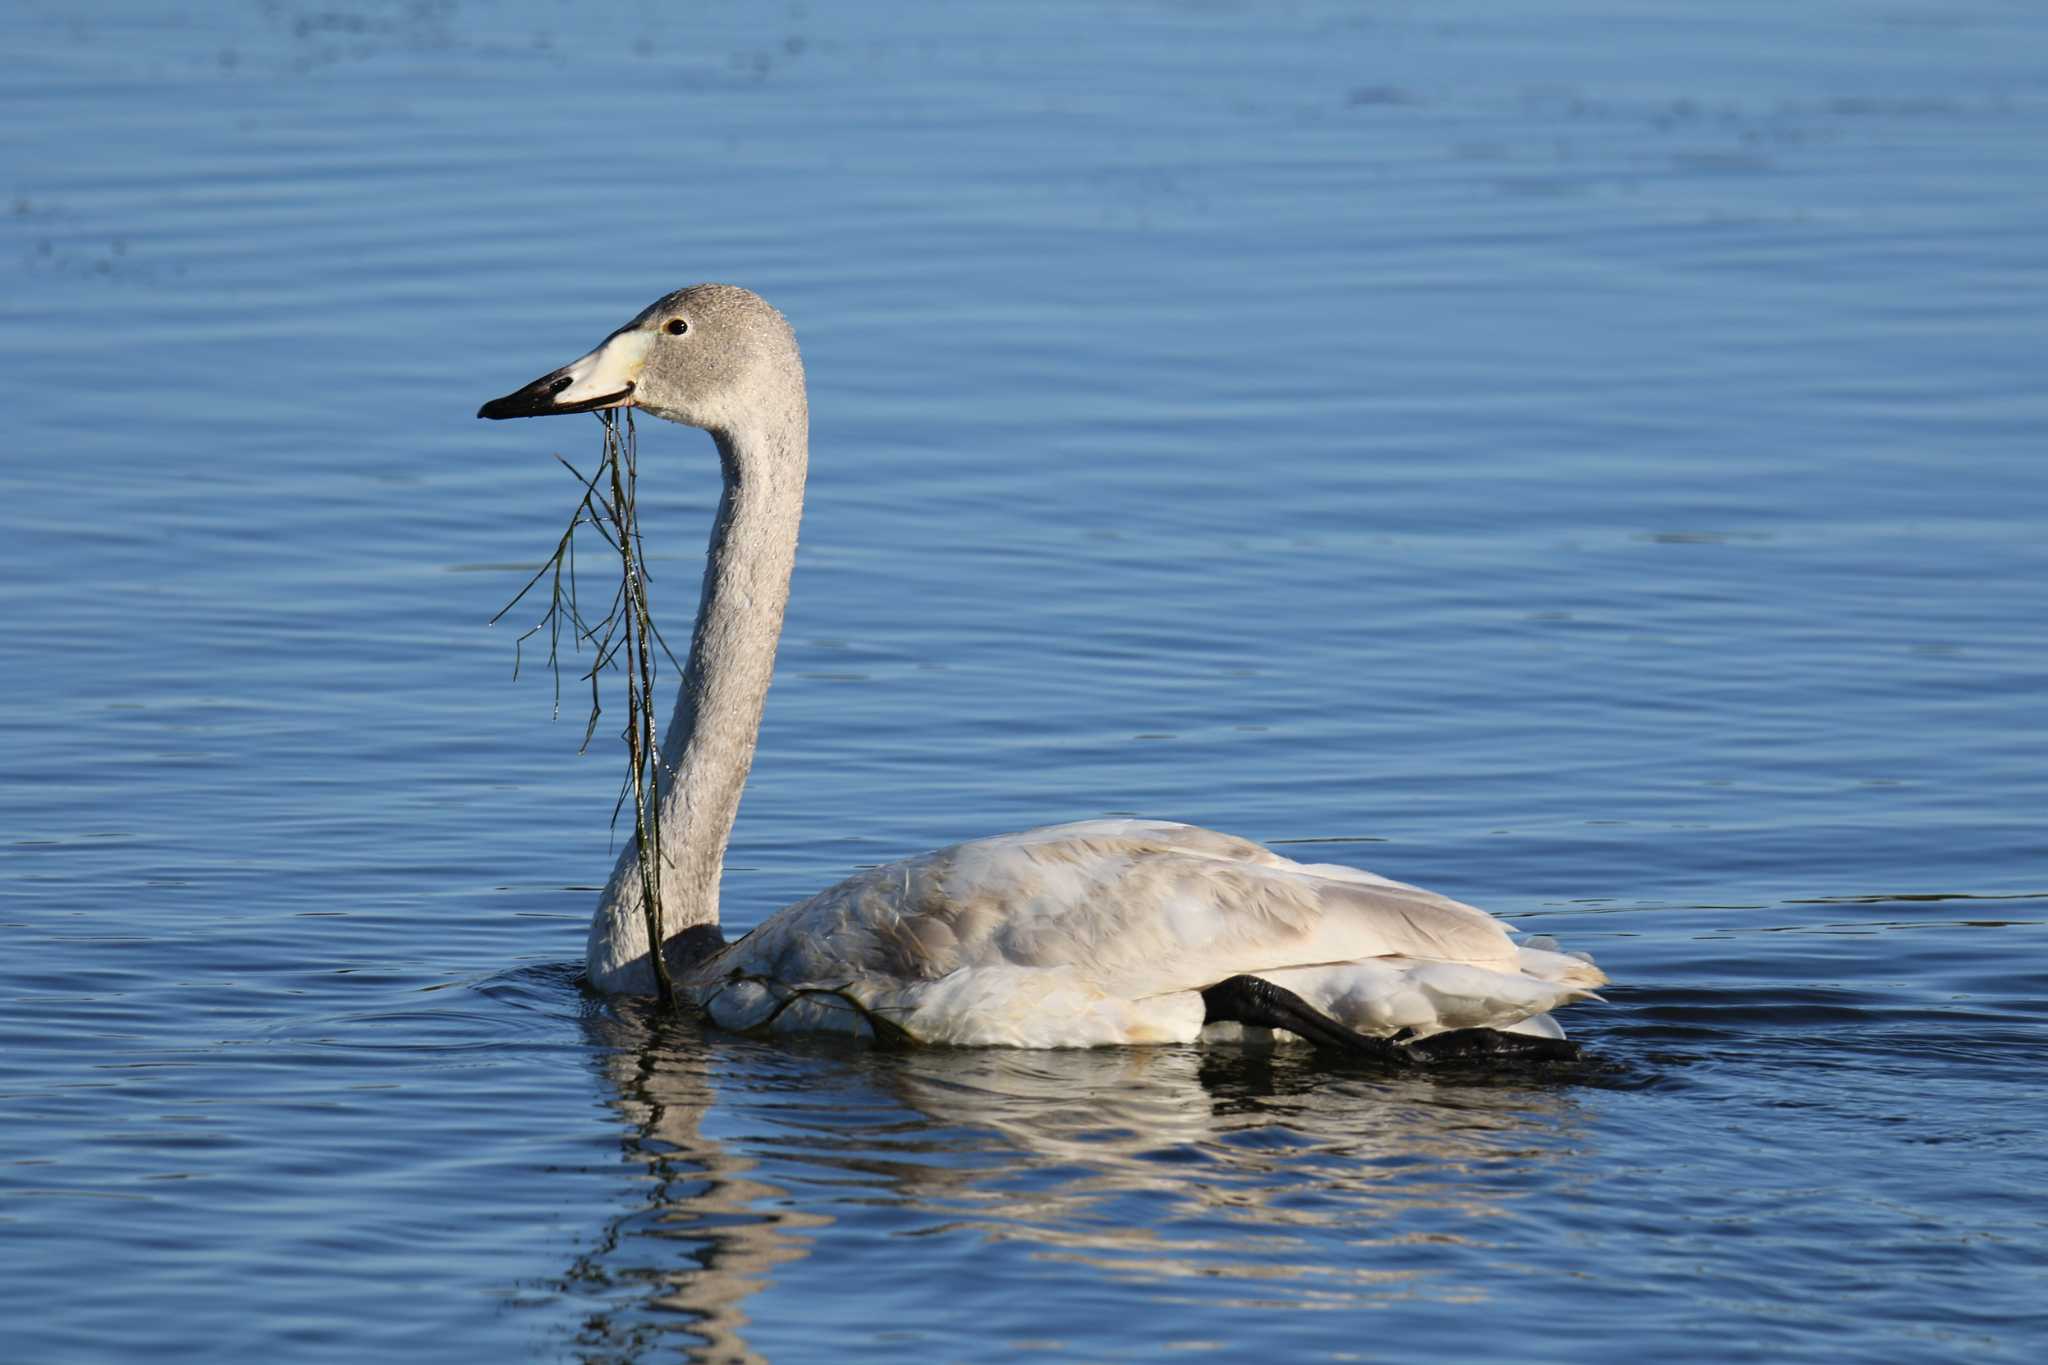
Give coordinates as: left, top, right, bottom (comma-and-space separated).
3, 1, 2045, 1359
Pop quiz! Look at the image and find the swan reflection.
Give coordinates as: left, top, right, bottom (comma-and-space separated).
566, 1006, 1594, 1361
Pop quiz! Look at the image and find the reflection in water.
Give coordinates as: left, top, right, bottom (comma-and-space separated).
566, 1011, 821, 1365
568, 1006, 1595, 1360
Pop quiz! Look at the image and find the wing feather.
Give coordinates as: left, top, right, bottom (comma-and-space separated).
690, 820, 1600, 1045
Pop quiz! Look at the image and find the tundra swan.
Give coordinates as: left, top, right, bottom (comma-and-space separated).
478, 285, 1604, 1060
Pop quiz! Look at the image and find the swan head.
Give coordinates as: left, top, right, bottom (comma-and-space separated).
477, 284, 802, 432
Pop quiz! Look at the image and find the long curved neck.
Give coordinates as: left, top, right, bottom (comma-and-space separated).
587, 404, 807, 994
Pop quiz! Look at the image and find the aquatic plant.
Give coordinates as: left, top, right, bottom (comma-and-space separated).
493, 411, 678, 1008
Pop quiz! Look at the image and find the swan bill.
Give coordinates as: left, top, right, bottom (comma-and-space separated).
477, 325, 652, 420
477, 378, 634, 420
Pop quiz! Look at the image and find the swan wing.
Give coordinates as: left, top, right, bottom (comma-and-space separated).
690, 819, 1603, 1046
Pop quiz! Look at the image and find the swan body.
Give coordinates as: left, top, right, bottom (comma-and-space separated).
686, 818, 1601, 1047
479, 285, 1606, 1051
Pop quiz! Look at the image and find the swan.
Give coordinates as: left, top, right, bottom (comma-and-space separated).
478, 284, 1605, 1061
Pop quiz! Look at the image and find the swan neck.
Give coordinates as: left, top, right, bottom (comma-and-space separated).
588, 403, 807, 992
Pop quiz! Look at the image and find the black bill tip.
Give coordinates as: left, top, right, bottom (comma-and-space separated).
477, 375, 634, 420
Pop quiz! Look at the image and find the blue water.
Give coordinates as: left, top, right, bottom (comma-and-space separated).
4, 1, 2046, 1359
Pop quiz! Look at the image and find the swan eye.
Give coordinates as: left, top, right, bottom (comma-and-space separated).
665, 318, 689, 336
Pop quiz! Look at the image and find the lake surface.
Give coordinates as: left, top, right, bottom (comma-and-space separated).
3, 1, 2045, 1359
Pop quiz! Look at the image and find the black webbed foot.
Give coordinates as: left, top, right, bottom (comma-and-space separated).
662, 923, 728, 977
1203, 975, 1584, 1070
1201, 975, 1415, 1068
1401, 1026, 1581, 1064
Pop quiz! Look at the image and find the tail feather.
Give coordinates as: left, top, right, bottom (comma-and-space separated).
1262, 948, 1601, 1041
1516, 938, 1608, 992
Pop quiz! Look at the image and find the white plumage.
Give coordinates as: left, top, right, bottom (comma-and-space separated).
689, 819, 1603, 1047
480, 286, 1606, 1053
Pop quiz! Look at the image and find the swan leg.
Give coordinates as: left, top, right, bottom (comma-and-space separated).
1199, 975, 1415, 1067
1397, 1026, 1580, 1063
